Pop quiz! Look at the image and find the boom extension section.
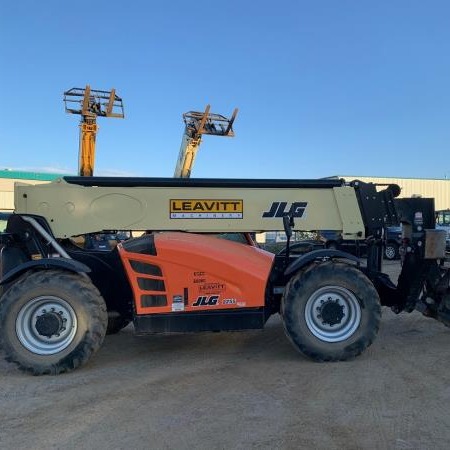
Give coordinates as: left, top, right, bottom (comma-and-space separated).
174, 106, 238, 178
64, 86, 124, 177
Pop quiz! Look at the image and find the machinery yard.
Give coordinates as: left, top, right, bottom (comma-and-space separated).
1, 86, 449, 450
1, 90, 449, 450
2, 4, 450, 450
1, 260, 449, 449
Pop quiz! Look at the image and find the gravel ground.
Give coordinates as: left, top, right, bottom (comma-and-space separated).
1, 260, 449, 449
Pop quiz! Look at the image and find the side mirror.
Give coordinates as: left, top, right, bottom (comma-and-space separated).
283, 214, 295, 268
283, 214, 294, 238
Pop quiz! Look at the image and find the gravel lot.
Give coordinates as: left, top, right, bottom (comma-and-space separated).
1, 260, 449, 449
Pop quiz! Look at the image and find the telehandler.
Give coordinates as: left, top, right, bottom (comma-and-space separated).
0, 176, 448, 374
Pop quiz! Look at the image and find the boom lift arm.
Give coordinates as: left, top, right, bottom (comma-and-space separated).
174, 105, 238, 178
64, 86, 124, 177
13, 177, 367, 238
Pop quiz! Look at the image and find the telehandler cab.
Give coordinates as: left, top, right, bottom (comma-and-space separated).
0, 176, 448, 375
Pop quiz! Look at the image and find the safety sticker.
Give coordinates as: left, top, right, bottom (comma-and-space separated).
172, 295, 185, 312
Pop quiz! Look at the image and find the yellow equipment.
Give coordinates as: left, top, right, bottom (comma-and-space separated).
64, 85, 124, 176
174, 105, 238, 178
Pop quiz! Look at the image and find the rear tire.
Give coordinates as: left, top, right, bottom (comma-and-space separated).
281, 261, 381, 361
0, 270, 107, 375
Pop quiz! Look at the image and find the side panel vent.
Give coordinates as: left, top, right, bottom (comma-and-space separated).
138, 278, 165, 291
130, 260, 162, 276
141, 295, 167, 307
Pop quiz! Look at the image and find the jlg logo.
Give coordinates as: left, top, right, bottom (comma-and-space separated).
192, 295, 219, 307
262, 202, 307, 218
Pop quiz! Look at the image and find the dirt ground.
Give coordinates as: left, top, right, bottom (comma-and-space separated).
1, 260, 449, 450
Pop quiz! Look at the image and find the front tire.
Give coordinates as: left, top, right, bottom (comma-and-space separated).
0, 270, 107, 375
281, 261, 381, 361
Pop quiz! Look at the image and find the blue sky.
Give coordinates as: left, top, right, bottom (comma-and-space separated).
1, 0, 449, 179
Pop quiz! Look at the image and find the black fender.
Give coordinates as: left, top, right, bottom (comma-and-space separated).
284, 249, 360, 277
0, 258, 91, 286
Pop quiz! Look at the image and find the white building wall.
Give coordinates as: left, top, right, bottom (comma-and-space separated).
0, 178, 50, 211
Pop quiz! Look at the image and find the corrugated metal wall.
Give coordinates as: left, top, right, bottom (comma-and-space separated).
341, 176, 450, 211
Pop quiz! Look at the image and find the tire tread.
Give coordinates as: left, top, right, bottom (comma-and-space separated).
281, 261, 381, 362
0, 270, 107, 375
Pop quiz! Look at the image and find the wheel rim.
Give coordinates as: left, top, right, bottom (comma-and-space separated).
385, 245, 396, 259
304, 286, 361, 342
16, 296, 78, 355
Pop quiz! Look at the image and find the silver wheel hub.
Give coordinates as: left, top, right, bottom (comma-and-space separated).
305, 285, 361, 342
385, 246, 396, 259
16, 296, 77, 355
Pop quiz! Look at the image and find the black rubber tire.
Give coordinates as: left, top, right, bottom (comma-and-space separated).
384, 242, 399, 260
0, 270, 107, 375
281, 261, 381, 362
106, 313, 131, 335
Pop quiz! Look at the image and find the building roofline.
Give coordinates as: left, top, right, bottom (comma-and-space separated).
329, 175, 449, 182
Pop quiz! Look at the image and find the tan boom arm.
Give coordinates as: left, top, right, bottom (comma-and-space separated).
14, 177, 367, 239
